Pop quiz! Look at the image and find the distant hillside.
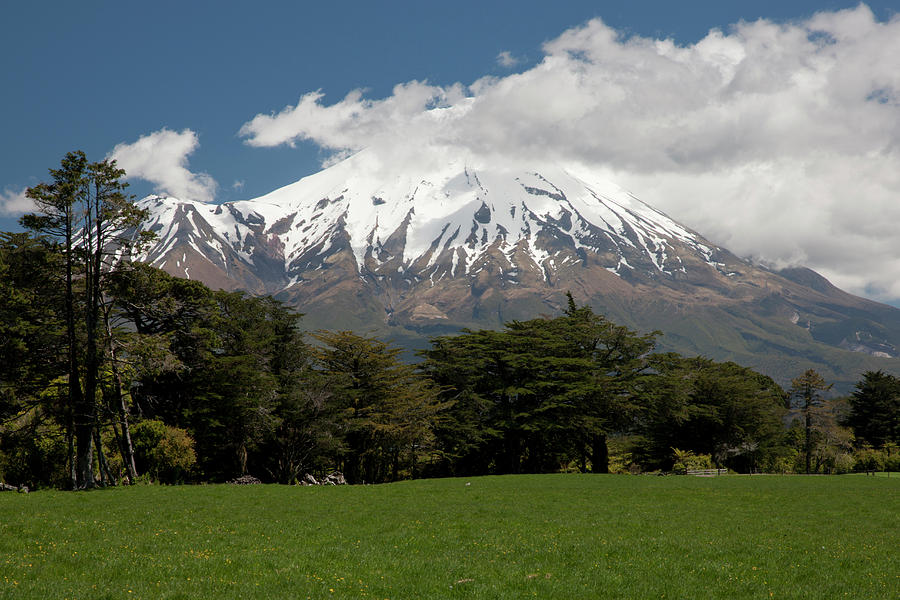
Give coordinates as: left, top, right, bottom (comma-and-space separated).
129, 149, 900, 391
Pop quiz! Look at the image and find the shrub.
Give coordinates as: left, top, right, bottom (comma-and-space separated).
671, 448, 713, 474
0, 419, 68, 489
831, 452, 855, 474
852, 447, 885, 472
757, 448, 797, 474
608, 435, 640, 474
884, 453, 900, 472
131, 420, 197, 483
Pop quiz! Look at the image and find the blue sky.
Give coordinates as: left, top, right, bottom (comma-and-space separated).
2, 1, 900, 301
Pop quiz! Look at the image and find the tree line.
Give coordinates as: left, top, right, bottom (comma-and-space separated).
1, 152, 898, 489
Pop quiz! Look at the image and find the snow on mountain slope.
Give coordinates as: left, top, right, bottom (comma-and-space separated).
127, 148, 900, 390
134, 148, 731, 289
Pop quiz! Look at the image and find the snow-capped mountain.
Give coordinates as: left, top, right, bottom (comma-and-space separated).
136, 149, 735, 295
131, 149, 900, 389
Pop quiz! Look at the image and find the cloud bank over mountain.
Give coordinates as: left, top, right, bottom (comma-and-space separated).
238, 5, 900, 301
110, 129, 218, 204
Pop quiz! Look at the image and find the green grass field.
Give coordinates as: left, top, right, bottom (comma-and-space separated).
1, 474, 897, 599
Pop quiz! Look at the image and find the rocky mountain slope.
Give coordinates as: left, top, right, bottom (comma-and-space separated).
129, 149, 900, 390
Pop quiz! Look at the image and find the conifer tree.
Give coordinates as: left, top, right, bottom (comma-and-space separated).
312, 331, 444, 483
845, 370, 900, 449
638, 355, 786, 471
423, 295, 656, 475
22, 151, 151, 488
789, 369, 832, 474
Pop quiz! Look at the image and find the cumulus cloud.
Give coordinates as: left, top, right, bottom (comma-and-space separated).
496, 50, 520, 68
109, 128, 217, 203
239, 4, 900, 302
0, 188, 35, 216
238, 81, 467, 152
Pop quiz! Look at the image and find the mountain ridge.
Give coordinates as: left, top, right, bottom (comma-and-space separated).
128, 150, 900, 391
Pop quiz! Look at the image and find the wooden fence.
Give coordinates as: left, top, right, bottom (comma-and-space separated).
685, 468, 728, 476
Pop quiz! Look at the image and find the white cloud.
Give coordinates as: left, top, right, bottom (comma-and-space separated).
232, 179, 245, 192
238, 4, 900, 302
0, 188, 35, 216
496, 50, 519, 68
109, 128, 217, 203
238, 81, 467, 152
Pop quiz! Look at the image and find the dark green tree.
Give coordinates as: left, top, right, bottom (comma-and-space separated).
845, 371, 900, 448
22, 152, 88, 487
0, 234, 68, 488
108, 265, 317, 482
423, 296, 656, 475
789, 369, 832, 474
637, 355, 786, 472
194, 292, 278, 477
21, 151, 150, 488
313, 330, 444, 483
0, 234, 66, 415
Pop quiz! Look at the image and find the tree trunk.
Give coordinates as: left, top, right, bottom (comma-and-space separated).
117, 390, 139, 483
238, 442, 248, 475
66, 406, 76, 490
591, 432, 609, 474
93, 426, 115, 486
805, 399, 812, 474
64, 208, 94, 489
74, 420, 94, 489
81, 200, 102, 487
105, 313, 137, 483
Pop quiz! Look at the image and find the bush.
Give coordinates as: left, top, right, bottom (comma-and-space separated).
671, 448, 713, 474
852, 447, 885, 472
831, 452, 855, 474
758, 448, 797, 474
608, 435, 640, 474
0, 419, 68, 489
131, 420, 197, 483
884, 453, 900, 472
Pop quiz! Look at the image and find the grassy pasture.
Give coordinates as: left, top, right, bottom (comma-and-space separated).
1, 475, 897, 599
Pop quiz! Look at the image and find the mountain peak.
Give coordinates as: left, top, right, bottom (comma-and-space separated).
137, 151, 732, 290
130, 151, 900, 390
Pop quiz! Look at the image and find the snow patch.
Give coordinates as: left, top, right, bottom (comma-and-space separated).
131, 149, 723, 285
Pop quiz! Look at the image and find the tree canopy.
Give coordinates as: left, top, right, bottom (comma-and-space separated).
3, 152, 899, 488
845, 371, 900, 448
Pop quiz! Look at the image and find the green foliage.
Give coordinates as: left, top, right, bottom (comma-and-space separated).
423, 296, 657, 476
845, 370, 900, 448
258, 370, 340, 484
637, 356, 786, 472
130, 419, 196, 483
0, 236, 70, 489
886, 453, 900, 472
7, 171, 900, 489
14, 150, 154, 489
788, 369, 839, 474
852, 446, 885, 472
849, 445, 900, 473
831, 451, 855, 474
605, 435, 640, 474
670, 448, 714, 474
778, 407, 854, 475
312, 330, 445, 483
760, 448, 800, 474
0, 234, 66, 418
0, 412, 68, 489
107, 266, 312, 481
191, 291, 310, 480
